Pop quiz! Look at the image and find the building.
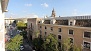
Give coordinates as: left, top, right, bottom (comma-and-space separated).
27, 9, 91, 51
5, 17, 28, 26
0, 0, 9, 51
27, 18, 41, 40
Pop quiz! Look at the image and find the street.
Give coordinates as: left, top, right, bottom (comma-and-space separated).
21, 39, 33, 51
5, 22, 34, 51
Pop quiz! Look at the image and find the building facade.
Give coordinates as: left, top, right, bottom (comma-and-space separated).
27, 9, 91, 51
27, 18, 41, 40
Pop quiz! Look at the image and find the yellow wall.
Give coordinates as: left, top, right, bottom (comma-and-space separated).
27, 18, 91, 50
38, 24, 91, 48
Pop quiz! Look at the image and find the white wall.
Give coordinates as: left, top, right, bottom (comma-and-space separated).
50, 18, 56, 24
68, 19, 76, 26
0, 0, 5, 51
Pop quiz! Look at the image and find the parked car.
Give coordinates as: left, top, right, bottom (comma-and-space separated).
20, 44, 24, 51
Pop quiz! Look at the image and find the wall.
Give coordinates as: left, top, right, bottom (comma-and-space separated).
0, 0, 5, 51
38, 24, 91, 50
27, 18, 41, 39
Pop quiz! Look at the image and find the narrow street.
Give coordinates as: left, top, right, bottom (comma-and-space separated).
22, 38, 33, 51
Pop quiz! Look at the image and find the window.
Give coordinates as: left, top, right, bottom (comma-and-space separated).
40, 26, 42, 28
70, 22, 72, 26
58, 28, 61, 32
51, 27, 53, 31
70, 38, 73, 43
69, 29, 73, 35
45, 32, 47, 35
38, 21, 40, 23
45, 26, 47, 29
84, 32, 91, 38
58, 35, 61, 40
84, 42, 90, 49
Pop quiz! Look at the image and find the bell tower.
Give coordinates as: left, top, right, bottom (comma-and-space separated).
51, 8, 56, 17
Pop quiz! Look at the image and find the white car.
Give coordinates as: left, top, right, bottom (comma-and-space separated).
20, 45, 24, 50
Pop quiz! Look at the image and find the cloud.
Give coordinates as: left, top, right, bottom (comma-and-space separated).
24, 4, 32, 7
41, 3, 49, 7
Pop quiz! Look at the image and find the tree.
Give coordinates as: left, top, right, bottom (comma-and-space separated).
17, 21, 26, 27
42, 34, 59, 51
32, 31, 44, 51
6, 34, 23, 51
22, 30, 27, 39
13, 20, 17, 24
34, 31, 40, 38
61, 38, 81, 51
61, 38, 72, 51
73, 45, 81, 51
32, 38, 44, 51
17, 21, 27, 30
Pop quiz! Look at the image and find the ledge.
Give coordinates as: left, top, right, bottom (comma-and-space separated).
1, 0, 9, 12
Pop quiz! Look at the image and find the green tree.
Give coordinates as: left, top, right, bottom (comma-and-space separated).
17, 21, 27, 30
32, 38, 44, 51
42, 34, 59, 51
22, 30, 27, 39
6, 34, 23, 51
61, 38, 81, 51
32, 31, 44, 51
73, 46, 81, 51
34, 31, 40, 38
17, 21, 26, 27
61, 38, 72, 51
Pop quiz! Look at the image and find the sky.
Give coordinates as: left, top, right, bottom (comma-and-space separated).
6, 0, 91, 18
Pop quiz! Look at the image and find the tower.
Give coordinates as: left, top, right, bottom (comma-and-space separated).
51, 8, 56, 17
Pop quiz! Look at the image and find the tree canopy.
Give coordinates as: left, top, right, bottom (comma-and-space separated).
42, 34, 59, 51
32, 33, 81, 51
17, 21, 27, 30
61, 38, 81, 51
17, 21, 26, 27
6, 34, 23, 51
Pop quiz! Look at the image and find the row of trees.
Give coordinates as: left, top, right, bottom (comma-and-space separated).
32, 33, 81, 51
